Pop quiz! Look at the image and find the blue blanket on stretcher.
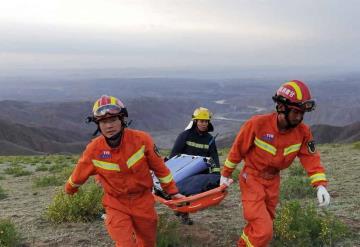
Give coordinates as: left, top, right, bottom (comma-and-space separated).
176, 173, 220, 196
159, 154, 220, 196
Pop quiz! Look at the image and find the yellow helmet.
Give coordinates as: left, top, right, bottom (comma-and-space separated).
192, 107, 212, 120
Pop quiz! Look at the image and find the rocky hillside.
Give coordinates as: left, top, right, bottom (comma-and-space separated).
311, 121, 360, 144
0, 119, 86, 155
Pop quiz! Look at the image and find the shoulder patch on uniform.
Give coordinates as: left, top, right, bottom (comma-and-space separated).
307, 140, 316, 154
153, 145, 161, 157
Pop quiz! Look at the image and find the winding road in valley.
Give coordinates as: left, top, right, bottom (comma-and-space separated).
213, 99, 267, 122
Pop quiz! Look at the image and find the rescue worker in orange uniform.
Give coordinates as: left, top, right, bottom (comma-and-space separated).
64, 95, 184, 247
220, 80, 331, 247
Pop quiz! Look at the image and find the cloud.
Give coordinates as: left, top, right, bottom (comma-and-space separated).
0, 0, 360, 71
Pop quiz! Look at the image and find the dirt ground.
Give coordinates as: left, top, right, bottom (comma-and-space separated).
0, 144, 359, 247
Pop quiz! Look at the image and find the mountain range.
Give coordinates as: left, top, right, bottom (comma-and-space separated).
0, 77, 359, 155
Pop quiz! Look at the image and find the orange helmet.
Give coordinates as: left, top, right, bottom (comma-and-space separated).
272, 80, 316, 112
92, 95, 128, 120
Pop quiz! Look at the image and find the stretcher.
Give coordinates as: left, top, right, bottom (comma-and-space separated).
153, 154, 233, 213
154, 183, 231, 213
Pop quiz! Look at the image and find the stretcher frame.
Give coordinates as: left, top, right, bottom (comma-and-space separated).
153, 182, 232, 213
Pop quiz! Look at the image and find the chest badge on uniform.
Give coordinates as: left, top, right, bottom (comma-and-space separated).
307, 141, 316, 154
99, 150, 112, 159
262, 133, 274, 142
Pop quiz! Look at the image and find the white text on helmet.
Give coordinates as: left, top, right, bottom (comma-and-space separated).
278, 86, 295, 98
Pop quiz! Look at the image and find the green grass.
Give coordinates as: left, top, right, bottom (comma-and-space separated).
217, 147, 230, 157
35, 164, 48, 172
0, 154, 78, 167
33, 175, 64, 188
0, 145, 359, 246
4, 165, 32, 177
231, 167, 241, 182
0, 186, 7, 200
58, 166, 75, 181
0, 219, 21, 247
156, 212, 202, 247
353, 141, 360, 150
48, 163, 70, 172
159, 148, 171, 157
157, 213, 182, 246
288, 162, 306, 177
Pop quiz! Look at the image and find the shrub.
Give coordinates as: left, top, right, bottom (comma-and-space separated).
0, 219, 21, 247
218, 147, 230, 157
157, 213, 182, 247
33, 175, 64, 187
159, 149, 170, 158
273, 200, 349, 246
45, 182, 103, 223
288, 163, 306, 177
0, 186, 6, 200
35, 164, 48, 172
4, 166, 32, 177
59, 166, 74, 181
280, 176, 314, 200
48, 163, 68, 172
231, 167, 241, 182
353, 141, 360, 150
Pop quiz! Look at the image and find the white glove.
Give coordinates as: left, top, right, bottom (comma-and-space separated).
317, 185, 330, 207
220, 175, 232, 187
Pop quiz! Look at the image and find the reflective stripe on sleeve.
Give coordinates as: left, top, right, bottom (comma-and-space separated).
309, 172, 327, 184
158, 173, 174, 184
68, 176, 81, 188
224, 159, 238, 169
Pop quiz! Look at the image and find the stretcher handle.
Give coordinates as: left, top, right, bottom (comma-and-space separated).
159, 179, 233, 206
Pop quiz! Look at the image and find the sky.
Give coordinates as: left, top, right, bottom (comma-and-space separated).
0, 0, 360, 75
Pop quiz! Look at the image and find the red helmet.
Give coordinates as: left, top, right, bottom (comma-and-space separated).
92, 95, 128, 120
272, 80, 316, 112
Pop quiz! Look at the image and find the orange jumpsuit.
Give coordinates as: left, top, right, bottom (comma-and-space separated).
65, 128, 178, 247
221, 113, 327, 247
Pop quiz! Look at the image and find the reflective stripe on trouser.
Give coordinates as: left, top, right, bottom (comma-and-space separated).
104, 191, 157, 247
237, 169, 280, 247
